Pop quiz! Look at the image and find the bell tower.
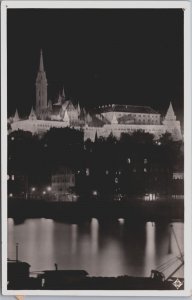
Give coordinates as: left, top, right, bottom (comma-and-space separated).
35, 50, 48, 116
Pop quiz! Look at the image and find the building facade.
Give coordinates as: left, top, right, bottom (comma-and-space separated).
51, 168, 76, 201
9, 51, 182, 142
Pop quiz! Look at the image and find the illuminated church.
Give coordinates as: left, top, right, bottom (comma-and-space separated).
10, 50, 182, 141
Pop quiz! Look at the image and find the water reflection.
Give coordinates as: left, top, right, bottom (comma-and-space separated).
91, 218, 99, 255
71, 224, 77, 254
8, 218, 184, 278
145, 222, 156, 276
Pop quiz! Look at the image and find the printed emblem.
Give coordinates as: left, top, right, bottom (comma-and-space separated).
172, 278, 183, 290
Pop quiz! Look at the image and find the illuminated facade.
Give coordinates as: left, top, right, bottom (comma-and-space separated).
9, 51, 182, 142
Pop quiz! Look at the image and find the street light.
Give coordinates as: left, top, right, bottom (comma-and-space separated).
47, 186, 52, 192
92, 190, 98, 196
43, 191, 46, 195
31, 187, 36, 192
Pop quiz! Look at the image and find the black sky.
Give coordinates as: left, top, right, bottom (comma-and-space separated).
7, 9, 183, 121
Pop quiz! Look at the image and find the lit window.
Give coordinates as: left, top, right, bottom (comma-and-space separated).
127, 158, 131, 164
86, 168, 90, 176
7, 175, 10, 180
11, 175, 15, 181
133, 168, 136, 173
115, 177, 118, 184
106, 170, 109, 175
144, 158, 148, 164
144, 168, 147, 173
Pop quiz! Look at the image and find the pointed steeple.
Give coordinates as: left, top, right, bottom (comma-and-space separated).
48, 99, 52, 110
86, 113, 92, 123
165, 102, 176, 121
94, 130, 98, 142
63, 110, 70, 125
39, 49, 44, 72
36, 50, 48, 116
29, 107, 37, 120
13, 109, 20, 122
57, 93, 62, 105
61, 86, 66, 100
111, 113, 118, 124
77, 102, 81, 116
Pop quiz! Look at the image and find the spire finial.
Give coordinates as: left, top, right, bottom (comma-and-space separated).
39, 49, 44, 72
62, 86, 65, 100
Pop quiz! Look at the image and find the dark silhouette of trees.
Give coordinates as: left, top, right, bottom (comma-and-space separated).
8, 129, 184, 197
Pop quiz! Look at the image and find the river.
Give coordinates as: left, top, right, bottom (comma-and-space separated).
8, 218, 184, 278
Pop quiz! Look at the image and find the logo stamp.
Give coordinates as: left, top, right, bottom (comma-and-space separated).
172, 278, 183, 290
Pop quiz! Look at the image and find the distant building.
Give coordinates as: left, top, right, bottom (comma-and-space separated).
173, 172, 184, 180
8, 173, 28, 198
51, 168, 76, 201
9, 50, 182, 142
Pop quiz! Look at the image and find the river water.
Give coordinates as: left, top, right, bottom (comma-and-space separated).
8, 218, 184, 278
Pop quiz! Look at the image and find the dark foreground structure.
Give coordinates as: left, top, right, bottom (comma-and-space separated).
8, 260, 184, 290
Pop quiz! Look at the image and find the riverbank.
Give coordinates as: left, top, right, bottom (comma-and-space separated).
8, 197, 184, 222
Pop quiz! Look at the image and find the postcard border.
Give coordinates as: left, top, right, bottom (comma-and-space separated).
1, 1, 191, 296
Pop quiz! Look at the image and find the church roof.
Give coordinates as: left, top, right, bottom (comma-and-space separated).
95, 104, 159, 114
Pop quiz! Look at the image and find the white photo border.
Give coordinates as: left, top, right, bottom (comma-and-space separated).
1, 1, 191, 296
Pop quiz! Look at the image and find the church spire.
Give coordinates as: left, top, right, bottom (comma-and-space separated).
61, 86, 66, 100
39, 49, 44, 72
36, 49, 48, 116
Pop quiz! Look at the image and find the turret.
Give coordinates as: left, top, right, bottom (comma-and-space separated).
61, 86, 66, 102
164, 102, 176, 121
29, 107, 37, 121
163, 102, 182, 141
13, 109, 20, 122
77, 102, 81, 116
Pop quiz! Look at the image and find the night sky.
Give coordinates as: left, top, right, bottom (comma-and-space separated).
7, 9, 183, 122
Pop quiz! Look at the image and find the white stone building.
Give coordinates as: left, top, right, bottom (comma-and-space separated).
9, 50, 182, 142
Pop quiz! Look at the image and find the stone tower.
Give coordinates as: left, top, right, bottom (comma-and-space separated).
163, 102, 182, 141
35, 50, 48, 117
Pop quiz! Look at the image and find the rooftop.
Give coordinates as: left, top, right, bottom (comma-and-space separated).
95, 104, 160, 114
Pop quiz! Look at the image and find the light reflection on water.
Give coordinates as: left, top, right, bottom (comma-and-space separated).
7, 218, 184, 277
